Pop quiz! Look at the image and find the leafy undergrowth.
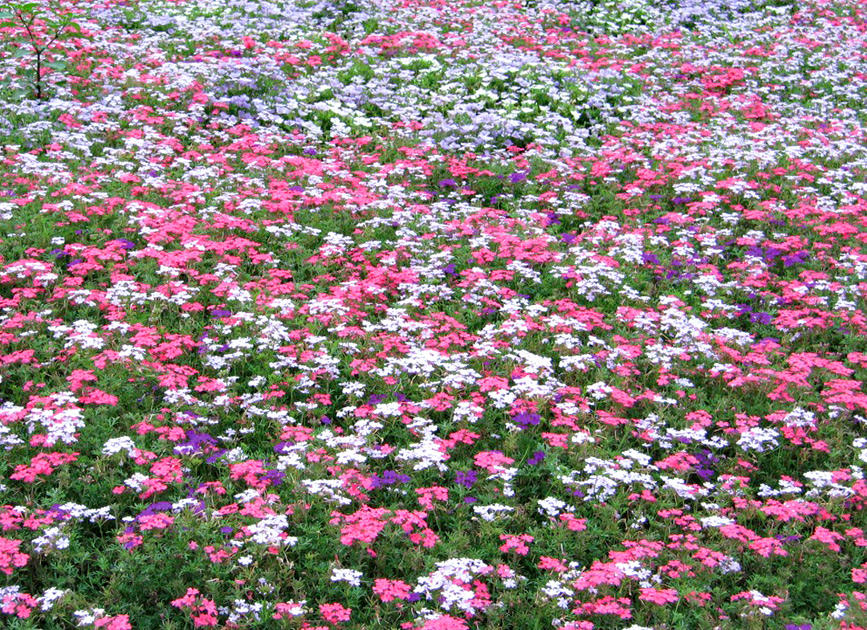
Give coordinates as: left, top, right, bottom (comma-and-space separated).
1, 0, 867, 628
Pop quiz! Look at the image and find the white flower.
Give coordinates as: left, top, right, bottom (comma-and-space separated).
537, 496, 567, 517
331, 568, 363, 587
102, 436, 137, 457
737, 427, 780, 453
38, 587, 68, 611
472, 503, 514, 522
700, 516, 734, 528
32, 527, 70, 552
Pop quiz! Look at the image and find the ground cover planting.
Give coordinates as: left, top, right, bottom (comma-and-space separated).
0, 0, 866, 627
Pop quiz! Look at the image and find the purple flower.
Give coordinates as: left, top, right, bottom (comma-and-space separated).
764, 247, 783, 261
47, 505, 70, 520
750, 312, 772, 325
261, 470, 285, 486
137, 501, 172, 520
696, 468, 714, 481
641, 251, 660, 265
696, 450, 720, 466
438, 178, 457, 187
783, 251, 808, 268
527, 451, 546, 465
211, 309, 232, 319
373, 470, 412, 488
509, 171, 528, 184
205, 449, 226, 464
513, 412, 540, 428
455, 470, 477, 489
174, 430, 217, 455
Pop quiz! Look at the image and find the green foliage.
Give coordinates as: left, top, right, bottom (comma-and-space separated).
0, 0, 84, 100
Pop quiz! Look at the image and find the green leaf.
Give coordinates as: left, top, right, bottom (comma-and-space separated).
45, 61, 66, 70
0, 11, 15, 19
13, 47, 32, 57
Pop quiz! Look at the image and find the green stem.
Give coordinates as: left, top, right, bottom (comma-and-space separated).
35, 48, 42, 99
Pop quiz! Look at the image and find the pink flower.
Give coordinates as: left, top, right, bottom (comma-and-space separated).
0, 537, 29, 575
416, 485, 449, 509
171, 588, 217, 627
499, 534, 533, 555
319, 602, 351, 624
94, 614, 132, 629
373, 579, 412, 603
537, 556, 568, 572
138, 513, 174, 531
273, 601, 306, 619
473, 450, 514, 472
10, 452, 78, 483
559, 513, 588, 531
639, 588, 679, 605
1, 591, 38, 619
421, 615, 469, 630
810, 526, 845, 552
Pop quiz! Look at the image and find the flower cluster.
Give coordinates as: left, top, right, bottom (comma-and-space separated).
0, 0, 866, 627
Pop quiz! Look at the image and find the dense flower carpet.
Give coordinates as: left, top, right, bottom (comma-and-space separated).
1, 0, 866, 627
